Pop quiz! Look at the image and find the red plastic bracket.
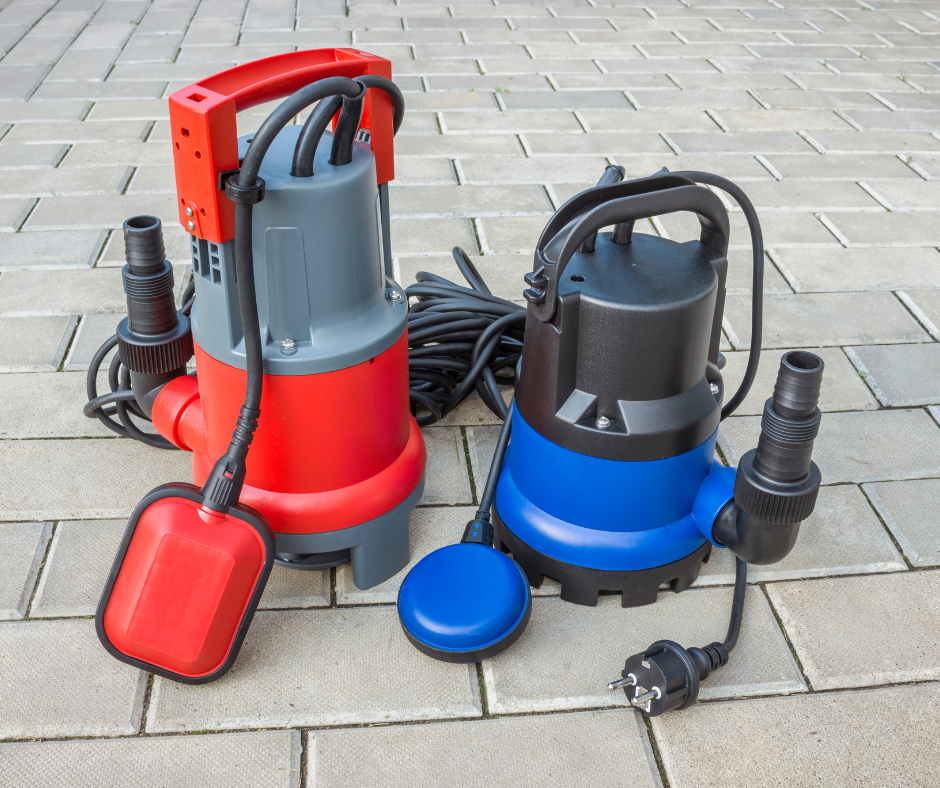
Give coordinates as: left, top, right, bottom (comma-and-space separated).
168, 48, 394, 244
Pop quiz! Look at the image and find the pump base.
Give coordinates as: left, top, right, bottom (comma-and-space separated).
273, 477, 425, 589
493, 511, 711, 608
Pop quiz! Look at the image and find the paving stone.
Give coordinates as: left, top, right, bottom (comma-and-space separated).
259, 565, 330, 611
458, 155, 611, 185
389, 184, 552, 217
3, 120, 150, 146
771, 246, 940, 292
25, 192, 179, 231
0, 63, 48, 100
0, 268, 129, 316
63, 312, 122, 371
0, 315, 76, 372
31, 519, 123, 618
723, 291, 929, 350
727, 180, 881, 211
0, 619, 146, 739
0, 229, 103, 271
660, 210, 839, 248
901, 289, 940, 335
483, 590, 804, 714
60, 141, 174, 167
0, 522, 51, 621
696, 484, 904, 585
0, 143, 69, 169
578, 109, 716, 133
391, 217, 478, 255
806, 130, 940, 154
866, 181, 940, 210
827, 211, 940, 246
652, 684, 940, 788
666, 131, 813, 155
718, 409, 940, 484
761, 152, 919, 180
717, 109, 854, 132
33, 80, 169, 100
395, 134, 523, 158
0, 165, 129, 198
722, 346, 876, 416
337, 506, 472, 605
442, 110, 582, 133
0, 197, 34, 232
148, 606, 482, 732
309, 710, 659, 788
526, 132, 672, 156
477, 215, 550, 253
0, 437, 194, 521
0, 371, 113, 439
0, 730, 302, 788
847, 343, 940, 407
768, 571, 940, 690
865, 479, 940, 567
419, 426, 472, 505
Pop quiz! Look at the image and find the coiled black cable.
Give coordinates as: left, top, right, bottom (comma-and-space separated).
406, 247, 526, 426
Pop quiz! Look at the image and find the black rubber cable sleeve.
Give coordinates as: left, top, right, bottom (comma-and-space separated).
291, 94, 344, 177
723, 557, 748, 652
671, 171, 763, 421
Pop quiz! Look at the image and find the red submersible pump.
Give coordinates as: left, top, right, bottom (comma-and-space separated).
88, 50, 424, 683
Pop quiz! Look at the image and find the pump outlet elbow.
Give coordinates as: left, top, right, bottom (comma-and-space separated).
716, 351, 825, 564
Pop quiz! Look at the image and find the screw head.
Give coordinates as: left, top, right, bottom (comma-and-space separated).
186, 220, 195, 231
710, 382, 720, 395
596, 416, 611, 429
386, 290, 402, 302
185, 207, 194, 217
280, 338, 297, 356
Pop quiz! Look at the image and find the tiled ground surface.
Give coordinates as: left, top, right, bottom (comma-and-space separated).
1, 0, 939, 785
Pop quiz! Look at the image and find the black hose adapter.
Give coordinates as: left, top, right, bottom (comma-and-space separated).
715, 351, 825, 564
115, 216, 193, 416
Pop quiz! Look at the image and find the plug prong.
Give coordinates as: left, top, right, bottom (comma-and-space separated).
631, 688, 661, 712
607, 674, 637, 691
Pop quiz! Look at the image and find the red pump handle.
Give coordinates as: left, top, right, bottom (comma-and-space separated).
168, 48, 394, 244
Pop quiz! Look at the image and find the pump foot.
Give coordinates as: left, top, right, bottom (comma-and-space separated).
493, 510, 711, 608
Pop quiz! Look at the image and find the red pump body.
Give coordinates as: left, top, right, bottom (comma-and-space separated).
156, 49, 425, 579
153, 338, 425, 536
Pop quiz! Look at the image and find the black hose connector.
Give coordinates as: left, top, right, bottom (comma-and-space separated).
715, 351, 825, 565
115, 216, 193, 416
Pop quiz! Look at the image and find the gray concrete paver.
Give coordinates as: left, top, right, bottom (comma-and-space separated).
0, 731, 302, 788
147, 607, 482, 732
768, 571, 940, 690
865, 480, 940, 567
309, 711, 659, 788
0, 522, 51, 621
653, 685, 940, 788
483, 590, 805, 714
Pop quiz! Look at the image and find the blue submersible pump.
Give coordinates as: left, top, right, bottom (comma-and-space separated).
397, 166, 825, 717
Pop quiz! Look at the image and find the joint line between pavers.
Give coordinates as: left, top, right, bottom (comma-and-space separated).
835, 110, 863, 132
760, 583, 815, 692
842, 346, 888, 406
860, 484, 920, 569
765, 249, 800, 292
19, 522, 53, 621
857, 182, 894, 210
815, 213, 851, 247
895, 291, 940, 341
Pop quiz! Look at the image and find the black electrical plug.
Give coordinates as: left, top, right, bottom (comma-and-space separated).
608, 640, 728, 717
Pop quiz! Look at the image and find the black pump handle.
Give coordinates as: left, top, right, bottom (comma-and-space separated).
526, 175, 730, 323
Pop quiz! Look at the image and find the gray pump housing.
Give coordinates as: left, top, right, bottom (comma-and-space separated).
190, 124, 406, 375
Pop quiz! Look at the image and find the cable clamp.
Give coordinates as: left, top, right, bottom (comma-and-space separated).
224, 173, 265, 205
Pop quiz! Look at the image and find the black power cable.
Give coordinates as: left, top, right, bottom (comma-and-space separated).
406, 248, 526, 426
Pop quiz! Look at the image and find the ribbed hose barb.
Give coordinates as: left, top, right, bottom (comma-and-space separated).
715, 351, 825, 565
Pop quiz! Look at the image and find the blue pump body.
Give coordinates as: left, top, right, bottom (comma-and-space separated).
496, 405, 735, 572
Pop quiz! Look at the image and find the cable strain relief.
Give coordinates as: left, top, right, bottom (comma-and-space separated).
201, 446, 247, 512
230, 406, 260, 449
225, 174, 265, 205
461, 516, 495, 546
688, 642, 729, 679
